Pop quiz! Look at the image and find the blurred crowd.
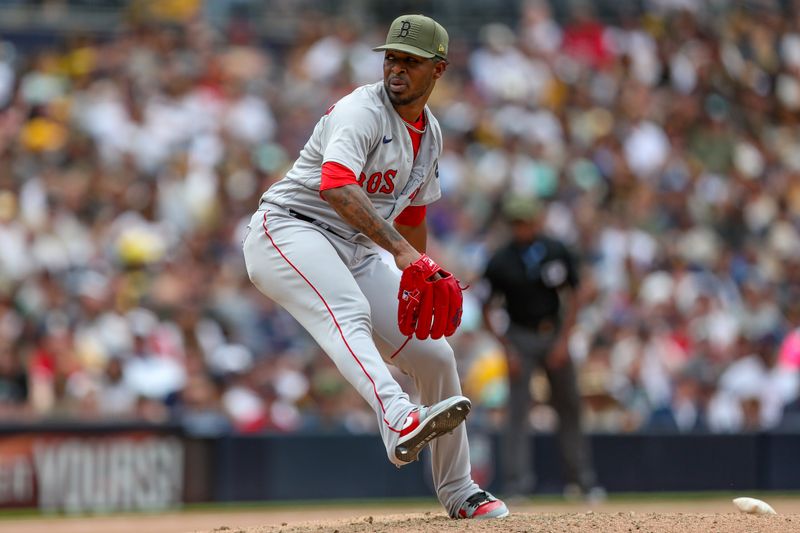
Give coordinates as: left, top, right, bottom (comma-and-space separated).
0, 0, 799, 436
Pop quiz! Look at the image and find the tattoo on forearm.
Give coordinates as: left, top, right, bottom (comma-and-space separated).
323, 185, 408, 254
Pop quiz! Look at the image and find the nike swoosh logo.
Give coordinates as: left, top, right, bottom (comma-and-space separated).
382, 136, 393, 144
402, 416, 415, 430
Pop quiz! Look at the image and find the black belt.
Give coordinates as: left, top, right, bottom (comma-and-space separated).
286, 208, 347, 240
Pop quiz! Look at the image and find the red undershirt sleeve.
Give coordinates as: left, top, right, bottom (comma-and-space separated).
394, 205, 427, 227
320, 161, 358, 191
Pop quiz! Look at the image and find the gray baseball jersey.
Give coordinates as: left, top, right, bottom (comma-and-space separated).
260, 81, 442, 240
243, 81, 479, 515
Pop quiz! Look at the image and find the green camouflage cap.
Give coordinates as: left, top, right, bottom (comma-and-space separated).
373, 14, 449, 60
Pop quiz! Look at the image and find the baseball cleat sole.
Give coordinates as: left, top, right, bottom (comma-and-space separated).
395, 396, 471, 463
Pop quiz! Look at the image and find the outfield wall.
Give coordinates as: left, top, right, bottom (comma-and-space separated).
212, 432, 800, 501
0, 425, 798, 512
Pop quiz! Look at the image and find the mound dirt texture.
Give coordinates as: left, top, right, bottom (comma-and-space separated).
247, 511, 799, 533
4, 497, 800, 533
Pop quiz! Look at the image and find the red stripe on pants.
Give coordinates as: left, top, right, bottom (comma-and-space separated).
262, 212, 402, 433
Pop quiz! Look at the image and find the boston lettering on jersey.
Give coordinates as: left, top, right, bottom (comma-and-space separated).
357, 169, 397, 194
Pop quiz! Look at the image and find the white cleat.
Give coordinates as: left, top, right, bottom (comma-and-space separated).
394, 396, 471, 463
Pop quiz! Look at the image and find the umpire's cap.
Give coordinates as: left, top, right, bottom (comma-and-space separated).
502, 195, 543, 221
373, 14, 449, 61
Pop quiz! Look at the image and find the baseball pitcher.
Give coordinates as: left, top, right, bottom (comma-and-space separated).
242, 14, 508, 519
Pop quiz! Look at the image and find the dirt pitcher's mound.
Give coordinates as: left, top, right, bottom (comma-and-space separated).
244, 511, 800, 533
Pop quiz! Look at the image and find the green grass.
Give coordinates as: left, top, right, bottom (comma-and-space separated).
180, 497, 442, 512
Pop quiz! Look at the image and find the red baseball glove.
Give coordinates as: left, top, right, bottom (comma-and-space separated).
397, 254, 463, 340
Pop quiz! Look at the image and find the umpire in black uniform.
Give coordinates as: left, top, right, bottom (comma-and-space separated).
482, 195, 599, 499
